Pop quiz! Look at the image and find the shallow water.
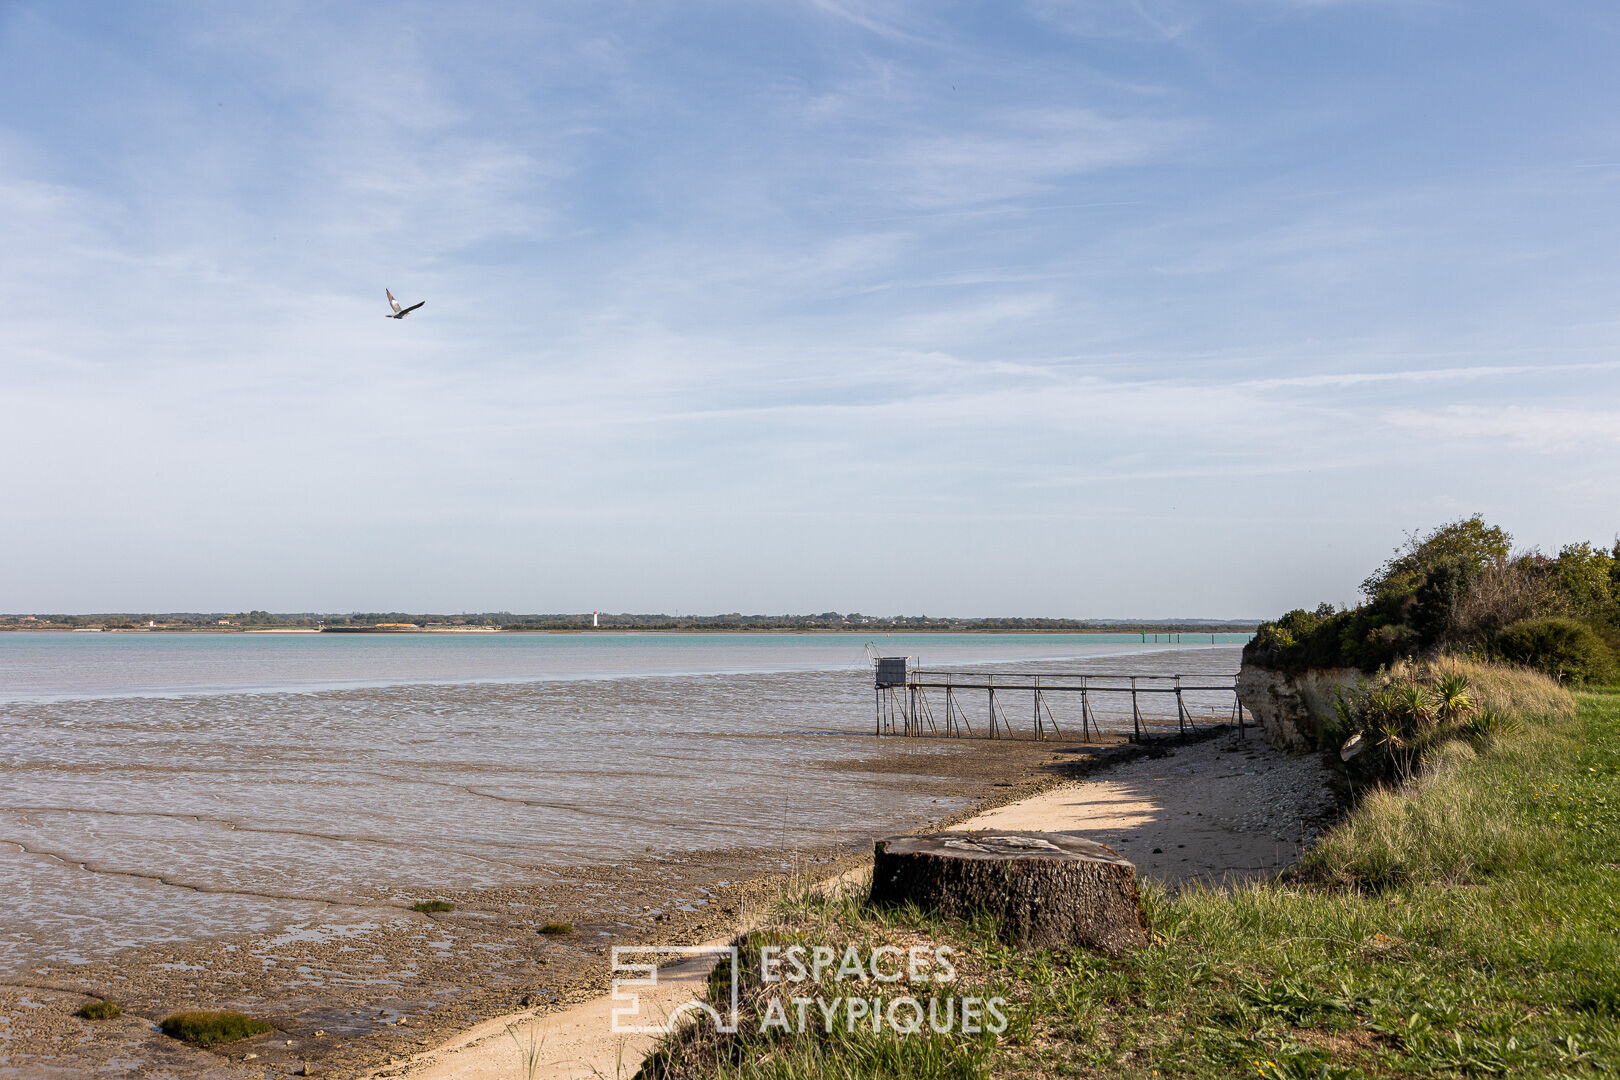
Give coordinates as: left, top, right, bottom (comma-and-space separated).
0, 632, 1243, 974
0, 629, 1247, 702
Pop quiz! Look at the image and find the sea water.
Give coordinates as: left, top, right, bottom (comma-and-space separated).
0, 632, 1244, 972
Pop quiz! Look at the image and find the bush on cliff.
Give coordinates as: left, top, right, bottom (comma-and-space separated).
1247, 516, 1620, 677
1495, 616, 1616, 685
1359, 515, 1511, 606
1246, 603, 1417, 674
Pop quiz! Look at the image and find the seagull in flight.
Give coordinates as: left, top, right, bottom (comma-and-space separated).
384, 289, 425, 319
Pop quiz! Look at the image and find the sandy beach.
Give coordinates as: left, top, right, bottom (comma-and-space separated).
373, 729, 1334, 1080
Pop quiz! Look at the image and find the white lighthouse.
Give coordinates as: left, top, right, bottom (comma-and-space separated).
593, 610, 599, 628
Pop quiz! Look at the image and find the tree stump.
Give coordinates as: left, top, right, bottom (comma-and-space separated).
868, 831, 1148, 954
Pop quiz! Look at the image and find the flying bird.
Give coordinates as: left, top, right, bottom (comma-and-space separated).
384, 289, 425, 319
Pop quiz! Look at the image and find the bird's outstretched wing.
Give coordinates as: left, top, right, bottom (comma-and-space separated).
398, 301, 425, 318
386, 289, 402, 314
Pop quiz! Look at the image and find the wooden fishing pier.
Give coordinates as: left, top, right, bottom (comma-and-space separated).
873, 658, 1247, 742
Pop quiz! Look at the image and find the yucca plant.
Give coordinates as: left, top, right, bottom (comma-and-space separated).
1395, 682, 1437, 728
1376, 719, 1417, 782
1337, 678, 1450, 783
1435, 672, 1474, 726
1363, 686, 1406, 730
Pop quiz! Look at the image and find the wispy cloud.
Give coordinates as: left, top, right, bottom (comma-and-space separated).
1384, 405, 1620, 453
806, 0, 934, 45
871, 107, 1189, 208
0, 1, 1616, 614
1025, 0, 1199, 43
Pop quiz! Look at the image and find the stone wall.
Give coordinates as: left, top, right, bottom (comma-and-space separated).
1236, 663, 1362, 752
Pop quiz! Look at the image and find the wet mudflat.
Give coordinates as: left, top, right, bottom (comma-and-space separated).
1, 736, 1121, 1078
0, 637, 1241, 1076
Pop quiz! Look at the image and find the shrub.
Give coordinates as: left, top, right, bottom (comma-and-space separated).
1332, 675, 1450, 784
1495, 617, 1616, 684
1554, 541, 1616, 616
76, 1000, 121, 1020
1361, 515, 1511, 603
159, 1010, 272, 1046
537, 921, 572, 936
1448, 554, 1566, 644
412, 900, 454, 913
1248, 518, 1620, 676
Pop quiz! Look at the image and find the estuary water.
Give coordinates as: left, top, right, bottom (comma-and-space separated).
0, 632, 1245, 975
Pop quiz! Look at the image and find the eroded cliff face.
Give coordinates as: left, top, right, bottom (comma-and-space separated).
1236, 663, 1361, 752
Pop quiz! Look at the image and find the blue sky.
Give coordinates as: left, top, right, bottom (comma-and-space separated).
3, 1, 1618, 617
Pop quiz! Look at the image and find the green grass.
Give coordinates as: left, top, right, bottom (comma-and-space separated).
648, 686, 1620, 1079
413, 899, 455, 913
76, 999, 121, 1020
158, 1010, 273, 1046
537, 921, 572, 935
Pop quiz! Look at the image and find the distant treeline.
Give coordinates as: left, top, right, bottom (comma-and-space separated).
0, 610, 1259, 634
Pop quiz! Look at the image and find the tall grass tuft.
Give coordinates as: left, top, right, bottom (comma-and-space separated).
506, 1023, 546, 1080
1439, 654, 1577, 722
158, 1010, 273, 1046
1299, 663, 1578, 888
76, 999, 121, 1020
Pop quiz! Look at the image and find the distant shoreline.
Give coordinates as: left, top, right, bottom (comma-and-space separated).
0, 625, 1256, 637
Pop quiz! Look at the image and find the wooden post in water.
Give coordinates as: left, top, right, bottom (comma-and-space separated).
1130, 676, 1142, 742
1033, 676, 1042, 739
1041, 692, 1061, 737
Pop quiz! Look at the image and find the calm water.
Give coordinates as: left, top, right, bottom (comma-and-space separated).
0, 632, 1244, 972
0, 629, 1249, 703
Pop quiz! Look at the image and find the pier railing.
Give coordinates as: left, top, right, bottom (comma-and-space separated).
874, 664, 1247, 742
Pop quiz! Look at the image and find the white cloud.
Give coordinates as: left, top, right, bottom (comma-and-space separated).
1024, 0, 1198, 43
872, 107, 1188, 208
1383, 406, 1620, 453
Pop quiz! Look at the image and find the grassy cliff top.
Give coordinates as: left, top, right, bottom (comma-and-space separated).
645, 678, 1620, 1079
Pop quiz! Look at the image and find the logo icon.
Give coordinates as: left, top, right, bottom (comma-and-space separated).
610, 945, 740, 1034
